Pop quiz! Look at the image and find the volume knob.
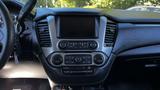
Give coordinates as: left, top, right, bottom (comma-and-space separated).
52, 54, 63, 65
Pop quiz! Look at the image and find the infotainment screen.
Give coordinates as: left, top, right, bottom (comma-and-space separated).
58, 16, 97, 39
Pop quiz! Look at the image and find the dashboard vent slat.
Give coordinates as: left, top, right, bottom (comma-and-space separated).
104, 20, 117, 47
36, 19, 51, 47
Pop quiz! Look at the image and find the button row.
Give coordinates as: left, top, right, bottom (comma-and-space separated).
65, 55, 92, 64
62, 66, 94, 75
58, 41, 98, 50
51, 54, 105, 66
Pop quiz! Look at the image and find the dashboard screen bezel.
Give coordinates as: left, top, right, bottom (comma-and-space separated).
56, 15, 99, 39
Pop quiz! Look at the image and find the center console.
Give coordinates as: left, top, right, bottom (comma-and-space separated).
35, 8, 116, 86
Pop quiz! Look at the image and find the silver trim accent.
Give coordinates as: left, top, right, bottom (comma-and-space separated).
41, 16, 113, 57
49, 52, 107, 67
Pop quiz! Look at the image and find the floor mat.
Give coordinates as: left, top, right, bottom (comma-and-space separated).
0, 78, 51, 90
0, 61, 48, 78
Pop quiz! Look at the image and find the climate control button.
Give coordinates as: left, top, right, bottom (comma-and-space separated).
65, 55, 92, 64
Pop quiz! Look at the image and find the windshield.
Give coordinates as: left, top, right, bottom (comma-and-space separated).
17, 0, 160, 12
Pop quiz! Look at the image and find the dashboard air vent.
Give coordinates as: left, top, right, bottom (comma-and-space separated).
104, 20, 117, 47
36, 19, 51, 47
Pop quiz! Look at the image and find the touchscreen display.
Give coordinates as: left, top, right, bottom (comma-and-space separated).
59, 16, 96, 39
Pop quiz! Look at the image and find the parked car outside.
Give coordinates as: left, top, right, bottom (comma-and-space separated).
127, 6, 160, 13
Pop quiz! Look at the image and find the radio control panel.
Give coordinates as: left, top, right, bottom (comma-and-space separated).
58, 40, 98, 50
37, 14, 115, 85
48, 52, 108, 75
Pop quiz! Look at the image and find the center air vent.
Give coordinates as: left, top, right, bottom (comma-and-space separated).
104, 20, 117, 47
36, 19, 51, 47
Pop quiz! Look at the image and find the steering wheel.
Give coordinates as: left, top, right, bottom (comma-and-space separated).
0, 1, 14, 69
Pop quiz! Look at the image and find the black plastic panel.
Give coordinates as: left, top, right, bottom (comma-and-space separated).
118, 45, 160, 57
113, 23, 160, 54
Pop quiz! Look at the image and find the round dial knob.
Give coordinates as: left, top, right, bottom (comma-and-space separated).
94, 54, 104, 65
52, 54, 63, 65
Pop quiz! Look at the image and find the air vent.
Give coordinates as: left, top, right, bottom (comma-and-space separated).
104, 20, 117, 47
36, 19, 51, 47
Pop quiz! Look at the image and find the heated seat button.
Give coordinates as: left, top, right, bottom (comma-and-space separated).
52, 55, 63, 65
94, 54, 104, 65
62, 66, 94, 75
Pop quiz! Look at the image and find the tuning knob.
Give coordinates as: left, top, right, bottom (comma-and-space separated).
94, 54, 104, 65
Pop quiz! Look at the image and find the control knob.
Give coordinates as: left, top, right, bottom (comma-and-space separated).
52, 54, 63, 65
94, 54, 104, 65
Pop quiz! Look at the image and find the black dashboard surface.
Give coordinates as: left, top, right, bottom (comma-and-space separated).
34, 8, 160, 58
113, 23, 160, 55
105, 9, 160, 23
33, 8, 160, 85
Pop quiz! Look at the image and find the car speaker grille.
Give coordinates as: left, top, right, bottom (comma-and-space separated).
104, 20, 117, 47
36, 19, 51, 47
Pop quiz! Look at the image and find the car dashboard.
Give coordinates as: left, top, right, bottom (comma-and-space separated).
33, 8, 160, 85
2, 0, 160, 88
